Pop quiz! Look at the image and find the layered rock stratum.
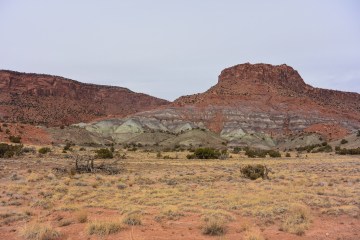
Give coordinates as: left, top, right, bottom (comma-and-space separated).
1, 63, 359, 148
0, 70, 169, 126
79, 63, 360, 148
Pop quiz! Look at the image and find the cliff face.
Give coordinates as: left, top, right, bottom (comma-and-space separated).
98, 63, 359, 142
2, 63, 360, 146
175, 63, 360, 114
0, 70, 169, 126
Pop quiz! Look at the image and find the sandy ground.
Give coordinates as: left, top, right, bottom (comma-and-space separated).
0, 150, 359, 239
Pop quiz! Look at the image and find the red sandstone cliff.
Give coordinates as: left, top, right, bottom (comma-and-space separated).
0, 70, 169, 126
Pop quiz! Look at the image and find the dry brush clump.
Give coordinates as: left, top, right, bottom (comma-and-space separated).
122, 213, 142, 226
186, 148, 224, 159
20, 223, 60, 240
87, 219, 124, 236
0, 143, 23, 158
240, 164, 270, 180
201, 217, 227, 236
280, 204, 311, 235
160, 206, 185, 220
244, 148, 281, 158
200, 209, 235, 236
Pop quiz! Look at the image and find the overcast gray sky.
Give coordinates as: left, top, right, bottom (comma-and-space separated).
0, 0, 359, 100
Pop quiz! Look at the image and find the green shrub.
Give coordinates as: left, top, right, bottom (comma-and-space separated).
245, 149, 280, 158
186, 148, 221, 159
268, 150, 281, 158
233, 147, 242, 154
296, 142, 332, 153
9, 135, 21, 143
312, 144, 332, 153
357, 130, 360, 137
38, 147, 51, 154
285, 152, 291, 157
245, 149, 267, 158
0, 143, 23, 158
5, 129, 10, 134
340, 139, 348, 144
240, 164, 269, 180
336, 147, 360, 155
95, 148, 113, 159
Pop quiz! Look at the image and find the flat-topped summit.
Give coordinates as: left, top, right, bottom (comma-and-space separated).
174, 63, 360, 115
215, 63, 307, 92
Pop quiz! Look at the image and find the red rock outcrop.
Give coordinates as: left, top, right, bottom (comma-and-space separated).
175, 63, 360, 117
0, 70, 169, 126
118, 63, 359, 140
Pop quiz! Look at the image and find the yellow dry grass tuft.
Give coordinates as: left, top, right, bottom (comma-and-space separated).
122, 213, 142, 226
87, 219, 124, 236
280, 204, 311, 235
20, 223, 60, 240
201, 217, 227, 236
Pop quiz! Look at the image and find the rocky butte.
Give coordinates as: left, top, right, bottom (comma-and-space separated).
1, 63, 359, 148
80, 63, 360, 148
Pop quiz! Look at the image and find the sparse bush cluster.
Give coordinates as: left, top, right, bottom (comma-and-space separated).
123, 142, 142, 151
244, 148, 281, 158
336, 147, 360, 155
95, 148, 113, 159
20, 223, 60, 240
186, 148, 222, 159
311, 144, 332, 153
296, 142, 332, 153
38, 147, 51, 154
9, 135, 21, 143
268, 150, 281, 158
87, 220, 123, 236
240, 164, 270, 180
245, 148, 267, 158
0, 143, 23, 158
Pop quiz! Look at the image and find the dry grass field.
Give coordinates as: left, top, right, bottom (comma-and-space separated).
0, 149, 359, 240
